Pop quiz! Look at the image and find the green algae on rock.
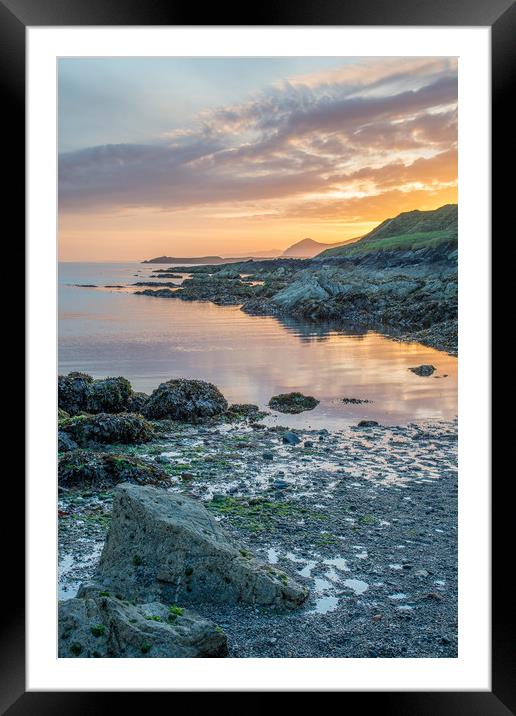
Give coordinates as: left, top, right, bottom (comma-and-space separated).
142, 379, 228, 422
268, 392, 319, 414
59, 450, 170, 488
59, 373, 135, 416
59, 594, 228, 658
60, 413, 155, 446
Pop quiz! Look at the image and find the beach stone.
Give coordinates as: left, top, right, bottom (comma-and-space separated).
59, 594, 227, 658
60, 413, 154, 446
282, 431, 301, 445
409, 364, 436, 377
268, 392, 319, 414
357, 420, 379, 428
58, 450, 170, 488
142, 379, 228, 421
93, 483, 308, 609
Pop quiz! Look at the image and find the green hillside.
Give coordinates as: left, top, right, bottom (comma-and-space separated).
318, 204, 458, 257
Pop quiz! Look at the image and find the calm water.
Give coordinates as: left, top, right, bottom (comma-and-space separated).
58, 262, 457, 428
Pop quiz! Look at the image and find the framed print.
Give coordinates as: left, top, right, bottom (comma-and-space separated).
3, 0, 508, 708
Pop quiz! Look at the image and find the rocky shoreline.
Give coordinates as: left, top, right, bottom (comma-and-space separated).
58, 373, 457, 658
133, 241, 458, 356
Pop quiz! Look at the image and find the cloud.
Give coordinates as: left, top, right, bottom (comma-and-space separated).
59, 58, 458, 217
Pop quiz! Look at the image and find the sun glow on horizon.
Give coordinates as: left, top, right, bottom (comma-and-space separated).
58, 56, 457, 261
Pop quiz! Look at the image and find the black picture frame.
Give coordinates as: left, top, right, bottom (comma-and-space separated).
4, 0, 506, 709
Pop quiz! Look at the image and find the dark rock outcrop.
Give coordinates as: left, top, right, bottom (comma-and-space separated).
59, 413, 154, 446
58, 373, 134, 415
142, 379, 228, 422
58, 450, 170, 488
409, 364, 436, 376
268, 392, 319, 414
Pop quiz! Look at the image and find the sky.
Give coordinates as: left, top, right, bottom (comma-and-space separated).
58, 56, 458, 261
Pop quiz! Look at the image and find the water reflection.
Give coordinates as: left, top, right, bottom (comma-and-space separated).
58, 262, 457, 429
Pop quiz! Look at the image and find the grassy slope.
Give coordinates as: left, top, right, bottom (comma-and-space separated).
318, 204, 458, 257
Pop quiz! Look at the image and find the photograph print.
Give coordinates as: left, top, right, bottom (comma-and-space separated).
57, 55, 458, 659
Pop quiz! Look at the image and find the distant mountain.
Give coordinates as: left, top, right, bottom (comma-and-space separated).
281, 238, 348, 258
317, 204, 458, 257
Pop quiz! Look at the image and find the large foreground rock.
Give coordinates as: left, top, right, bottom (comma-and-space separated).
142, 379, 228, 421
60, 413, 154, 446
58, 450, 170, 488
94, 484, 308, 609
59, 594, 227, 658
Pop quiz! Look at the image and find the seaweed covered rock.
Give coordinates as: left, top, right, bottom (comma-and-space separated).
60, 413, 154, 446
142, 379, 228, 422
58, 373, 135, 415
58, 450, 170, 488
94, 483, 308, 609
226, 403, 265, 421
58, 432, 78, 452
127, 391, 149, 413
58, 372, 94, 415
84, 377, 133, 413
59, 594, 227, 658
268, 392, 319, 414
409, 364, 436, 377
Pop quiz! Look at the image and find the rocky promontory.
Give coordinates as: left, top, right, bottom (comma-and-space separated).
134, 205, 458, 355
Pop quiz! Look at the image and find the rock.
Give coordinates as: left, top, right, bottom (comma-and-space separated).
60, 413, 154, 446
58, 372, 94, 415
272, 480, 289, 490
93, 484, 308, 609
342, 397, 372, 404
357, 420, 379, 428
415, 569, 429, 578
272, 273, 330, 310
58, 432, 78, 452
282, 431, 301, 445
142, 379, 228, 422
58, 450, 170, 488
86, 377, 133, 413
268, 392, 319, 414
127, 391, 149, 413
226, 403, 262, 419
262, 452, 274, 460
409, 364, 436, 377
58, 372, 135, 415
304, 441, 314, 448
59, 594, 227, 658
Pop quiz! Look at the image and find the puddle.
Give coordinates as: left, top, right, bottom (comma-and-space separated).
323, 557, 350, 572
267, 548, 279, 564
343, 579, 369, 595
313, 595, 339, 614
